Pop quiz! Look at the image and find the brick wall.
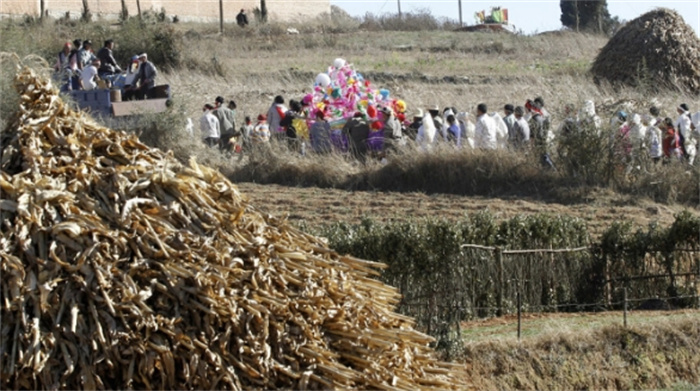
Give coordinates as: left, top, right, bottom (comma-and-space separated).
0, 0, 330, 23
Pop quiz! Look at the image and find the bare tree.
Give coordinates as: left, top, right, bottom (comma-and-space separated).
260, 0, 268, 23
120, 0, 129, 21
219, 0, 224, 33
81, 0, 91, 22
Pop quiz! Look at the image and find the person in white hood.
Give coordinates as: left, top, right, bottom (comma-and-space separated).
474, 103, 498, 150
416, 111, 437, 150
628, 113, 646, 149
675, 103, 693, 161
578, 100, 601, 132
643, 114, 663, 164
684, 110, 699, 164
457, 112, 475, 149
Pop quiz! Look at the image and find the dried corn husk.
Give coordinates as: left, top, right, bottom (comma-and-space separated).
591, 8, 700, 94
0, 67, 464, 390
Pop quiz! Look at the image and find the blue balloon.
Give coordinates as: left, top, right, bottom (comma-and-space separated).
379, 89, 390, 100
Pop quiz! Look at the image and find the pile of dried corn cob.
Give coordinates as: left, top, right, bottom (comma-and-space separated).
0, 67, 462, 390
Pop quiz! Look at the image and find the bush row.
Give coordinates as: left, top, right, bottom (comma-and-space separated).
305, 211, 700, 352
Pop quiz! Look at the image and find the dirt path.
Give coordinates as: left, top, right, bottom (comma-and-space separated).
236, 182, 691, 237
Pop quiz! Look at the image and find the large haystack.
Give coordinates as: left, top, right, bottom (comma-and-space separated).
0, 67, 463, 389
591, 8, 700, 94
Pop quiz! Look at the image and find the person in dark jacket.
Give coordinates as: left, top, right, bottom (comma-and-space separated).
343, 112, 371, 163
309, 111, 332, 154
96, 39, 122, 77
527, 99, 555, 169
135, 53, 157, 100
236, 9, 249, 27
280, 100, 303, 151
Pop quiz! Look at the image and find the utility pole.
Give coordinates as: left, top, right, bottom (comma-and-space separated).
458, 0, 463, 26
397, 0, 402, 19
219, 0, 224, 33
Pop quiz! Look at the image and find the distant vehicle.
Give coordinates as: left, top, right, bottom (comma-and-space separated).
66, 84, 171, 118
457, 6, 517, 34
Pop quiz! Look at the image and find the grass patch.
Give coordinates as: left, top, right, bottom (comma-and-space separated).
458, 315, 700, 390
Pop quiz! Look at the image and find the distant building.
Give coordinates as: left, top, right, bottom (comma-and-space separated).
0, 0, 330, 23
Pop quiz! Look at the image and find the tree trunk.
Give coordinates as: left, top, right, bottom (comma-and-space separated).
219, 0, 224, 33
136, 0, 142, 20
120, 0, 128, 21
574, 0, 579, 32
260, 0, 267, 23
81, 0, 91, 22
40, 0, 45, 22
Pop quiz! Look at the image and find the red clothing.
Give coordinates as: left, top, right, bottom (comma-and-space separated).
662, 126, 681, 157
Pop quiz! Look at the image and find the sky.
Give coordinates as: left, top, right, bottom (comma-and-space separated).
330, 0, 700, 36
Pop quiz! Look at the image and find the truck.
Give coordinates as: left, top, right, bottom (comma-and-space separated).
66, 84, 171, 118
458, 7, 516, 34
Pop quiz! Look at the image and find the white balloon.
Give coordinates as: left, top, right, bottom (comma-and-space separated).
333, 58, 346, 69
315, 73, 331, 88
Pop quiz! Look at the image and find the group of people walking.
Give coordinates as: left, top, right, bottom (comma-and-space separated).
196, 93, 699, 170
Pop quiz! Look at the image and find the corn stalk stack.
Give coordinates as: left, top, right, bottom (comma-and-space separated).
0, 67, 463, 390
591, 8, 700, 94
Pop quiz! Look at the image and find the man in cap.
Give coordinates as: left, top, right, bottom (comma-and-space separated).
428, 105, 443, 135
136, 53, 157, 100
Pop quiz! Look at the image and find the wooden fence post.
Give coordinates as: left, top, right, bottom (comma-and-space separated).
623, 287, 628, 328
696, 257, 699, 309
517, 291, 521, 340
605, 254, 612, 308
496, 247, 504, 317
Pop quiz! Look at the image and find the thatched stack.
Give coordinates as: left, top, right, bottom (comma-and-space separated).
591, 8, 700, 94
0, 67, 463, 390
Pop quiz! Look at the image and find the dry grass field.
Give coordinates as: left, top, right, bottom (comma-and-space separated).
237, 182, 685, 238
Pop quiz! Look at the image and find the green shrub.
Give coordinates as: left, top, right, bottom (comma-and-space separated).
113, 17, 182, 69
0, 17, 182, 73
308, 212, 699, 352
